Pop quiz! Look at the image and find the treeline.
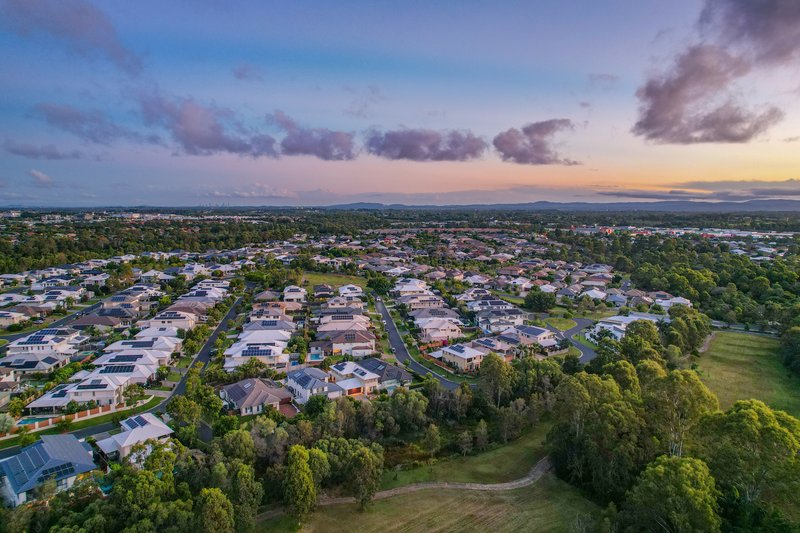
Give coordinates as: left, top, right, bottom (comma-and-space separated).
545, 323, 800, 531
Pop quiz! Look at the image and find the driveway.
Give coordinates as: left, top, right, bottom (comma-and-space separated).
375, 298, 459, 391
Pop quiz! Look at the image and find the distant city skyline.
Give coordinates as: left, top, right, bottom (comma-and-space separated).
1, 0, 799, 206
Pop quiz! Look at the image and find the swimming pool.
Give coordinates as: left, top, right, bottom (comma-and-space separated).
16, 416, 53, 425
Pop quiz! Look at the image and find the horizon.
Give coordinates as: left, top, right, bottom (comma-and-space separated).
1, 0, 800, 207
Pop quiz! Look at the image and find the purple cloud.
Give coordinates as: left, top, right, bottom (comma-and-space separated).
34, 103, 148, 145
268, 110, 356, 160
633, 45, 783, 143
232, 63, 264, 82
4, 139, 81, 160
699, 0, 800, 65
634, 0, 799, 144
493, 119, 579, 165
138, 91, 277, 157
365, 128, 487, 161
0, 0, 142, 75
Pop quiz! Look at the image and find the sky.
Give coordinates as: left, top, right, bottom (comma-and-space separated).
1, 0, 799, 207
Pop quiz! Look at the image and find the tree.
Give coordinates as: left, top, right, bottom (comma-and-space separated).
348, 446, 384, 508
123, 384, 146, 406
621, 456, 720, 533
284, 445, 316, 519
475, 419, 489, 451
457, 430, 473, 456
221, 429, 256, 464
524, 288, 557, 312
7, 397, 26, 418
693, 399, 800, 504
643, 370, 717, 457
307, 448, 330, 489
0, 413, 14, 434
195, 487, 235, 533
780, 325, 800, 374
228, 463, 263, 533
423, 423, 442, 458
367, 275, 392, 295
479, 353, 513, 408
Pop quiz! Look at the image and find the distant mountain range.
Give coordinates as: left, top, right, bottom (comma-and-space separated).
323, 199, 800, 212
4, 199, 800, 212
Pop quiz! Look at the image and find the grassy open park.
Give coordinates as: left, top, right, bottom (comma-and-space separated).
697, 331, 800, 417
381, 421, 552, 489
544, 317, 577, 331
261, 474, 598, 532
301, 272, 368, 289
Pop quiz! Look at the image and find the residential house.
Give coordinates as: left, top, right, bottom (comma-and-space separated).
285, 368, 343, 404
329, 361, 380, 396
417, 318, 462, 343
356, 358, 412, 391
433, 344, 484, 372
282, 285, 307, 303
220, 378, 292, 415
95, 413, 173, 461
0, 435, 96, 507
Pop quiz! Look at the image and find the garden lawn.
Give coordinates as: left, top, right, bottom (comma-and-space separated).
260, 473, 598, 533
381, 421, 552, 489
697, 331, 800, 417
544, 318, 577, 331
302, 272, 367, 290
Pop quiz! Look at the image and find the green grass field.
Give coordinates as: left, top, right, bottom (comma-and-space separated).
381, 422, 551, 489
261, 474, 599, 532
697, 332, 800, 417
302, 272, 367, 290
544, 318, 577, 331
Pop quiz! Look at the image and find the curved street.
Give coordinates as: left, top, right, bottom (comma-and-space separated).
374, 298, 459, 391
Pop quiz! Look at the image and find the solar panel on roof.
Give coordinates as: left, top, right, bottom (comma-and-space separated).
100, 365, 135, 374
111, 355, 141, 363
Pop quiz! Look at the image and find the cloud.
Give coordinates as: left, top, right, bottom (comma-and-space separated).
202, 183, 297, 199
364, 128, 487, 161
0, 0, 142, 75
34, 102, 151, 145
633, 45, 783, 143
4, 139, 81, 160
28, 169, 54, 187
598, 179, 800, 201
267, 110, 356, 160
699, 0, 800, 65
492, 119, 579, 165
344, 85, 384, 118
138, 91, 277, 157
634, 0, 800, 144
232, 63, 264, 82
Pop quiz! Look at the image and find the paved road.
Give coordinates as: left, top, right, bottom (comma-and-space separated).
0, 296, 244, 459
375, 298, 459, 391
544, 317, 597, 362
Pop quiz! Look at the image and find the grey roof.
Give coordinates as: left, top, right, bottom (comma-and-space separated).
517, 325, 549, 336
0, 435, 96, 494
357, 357, 412, 384
222, 378, 291, 409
